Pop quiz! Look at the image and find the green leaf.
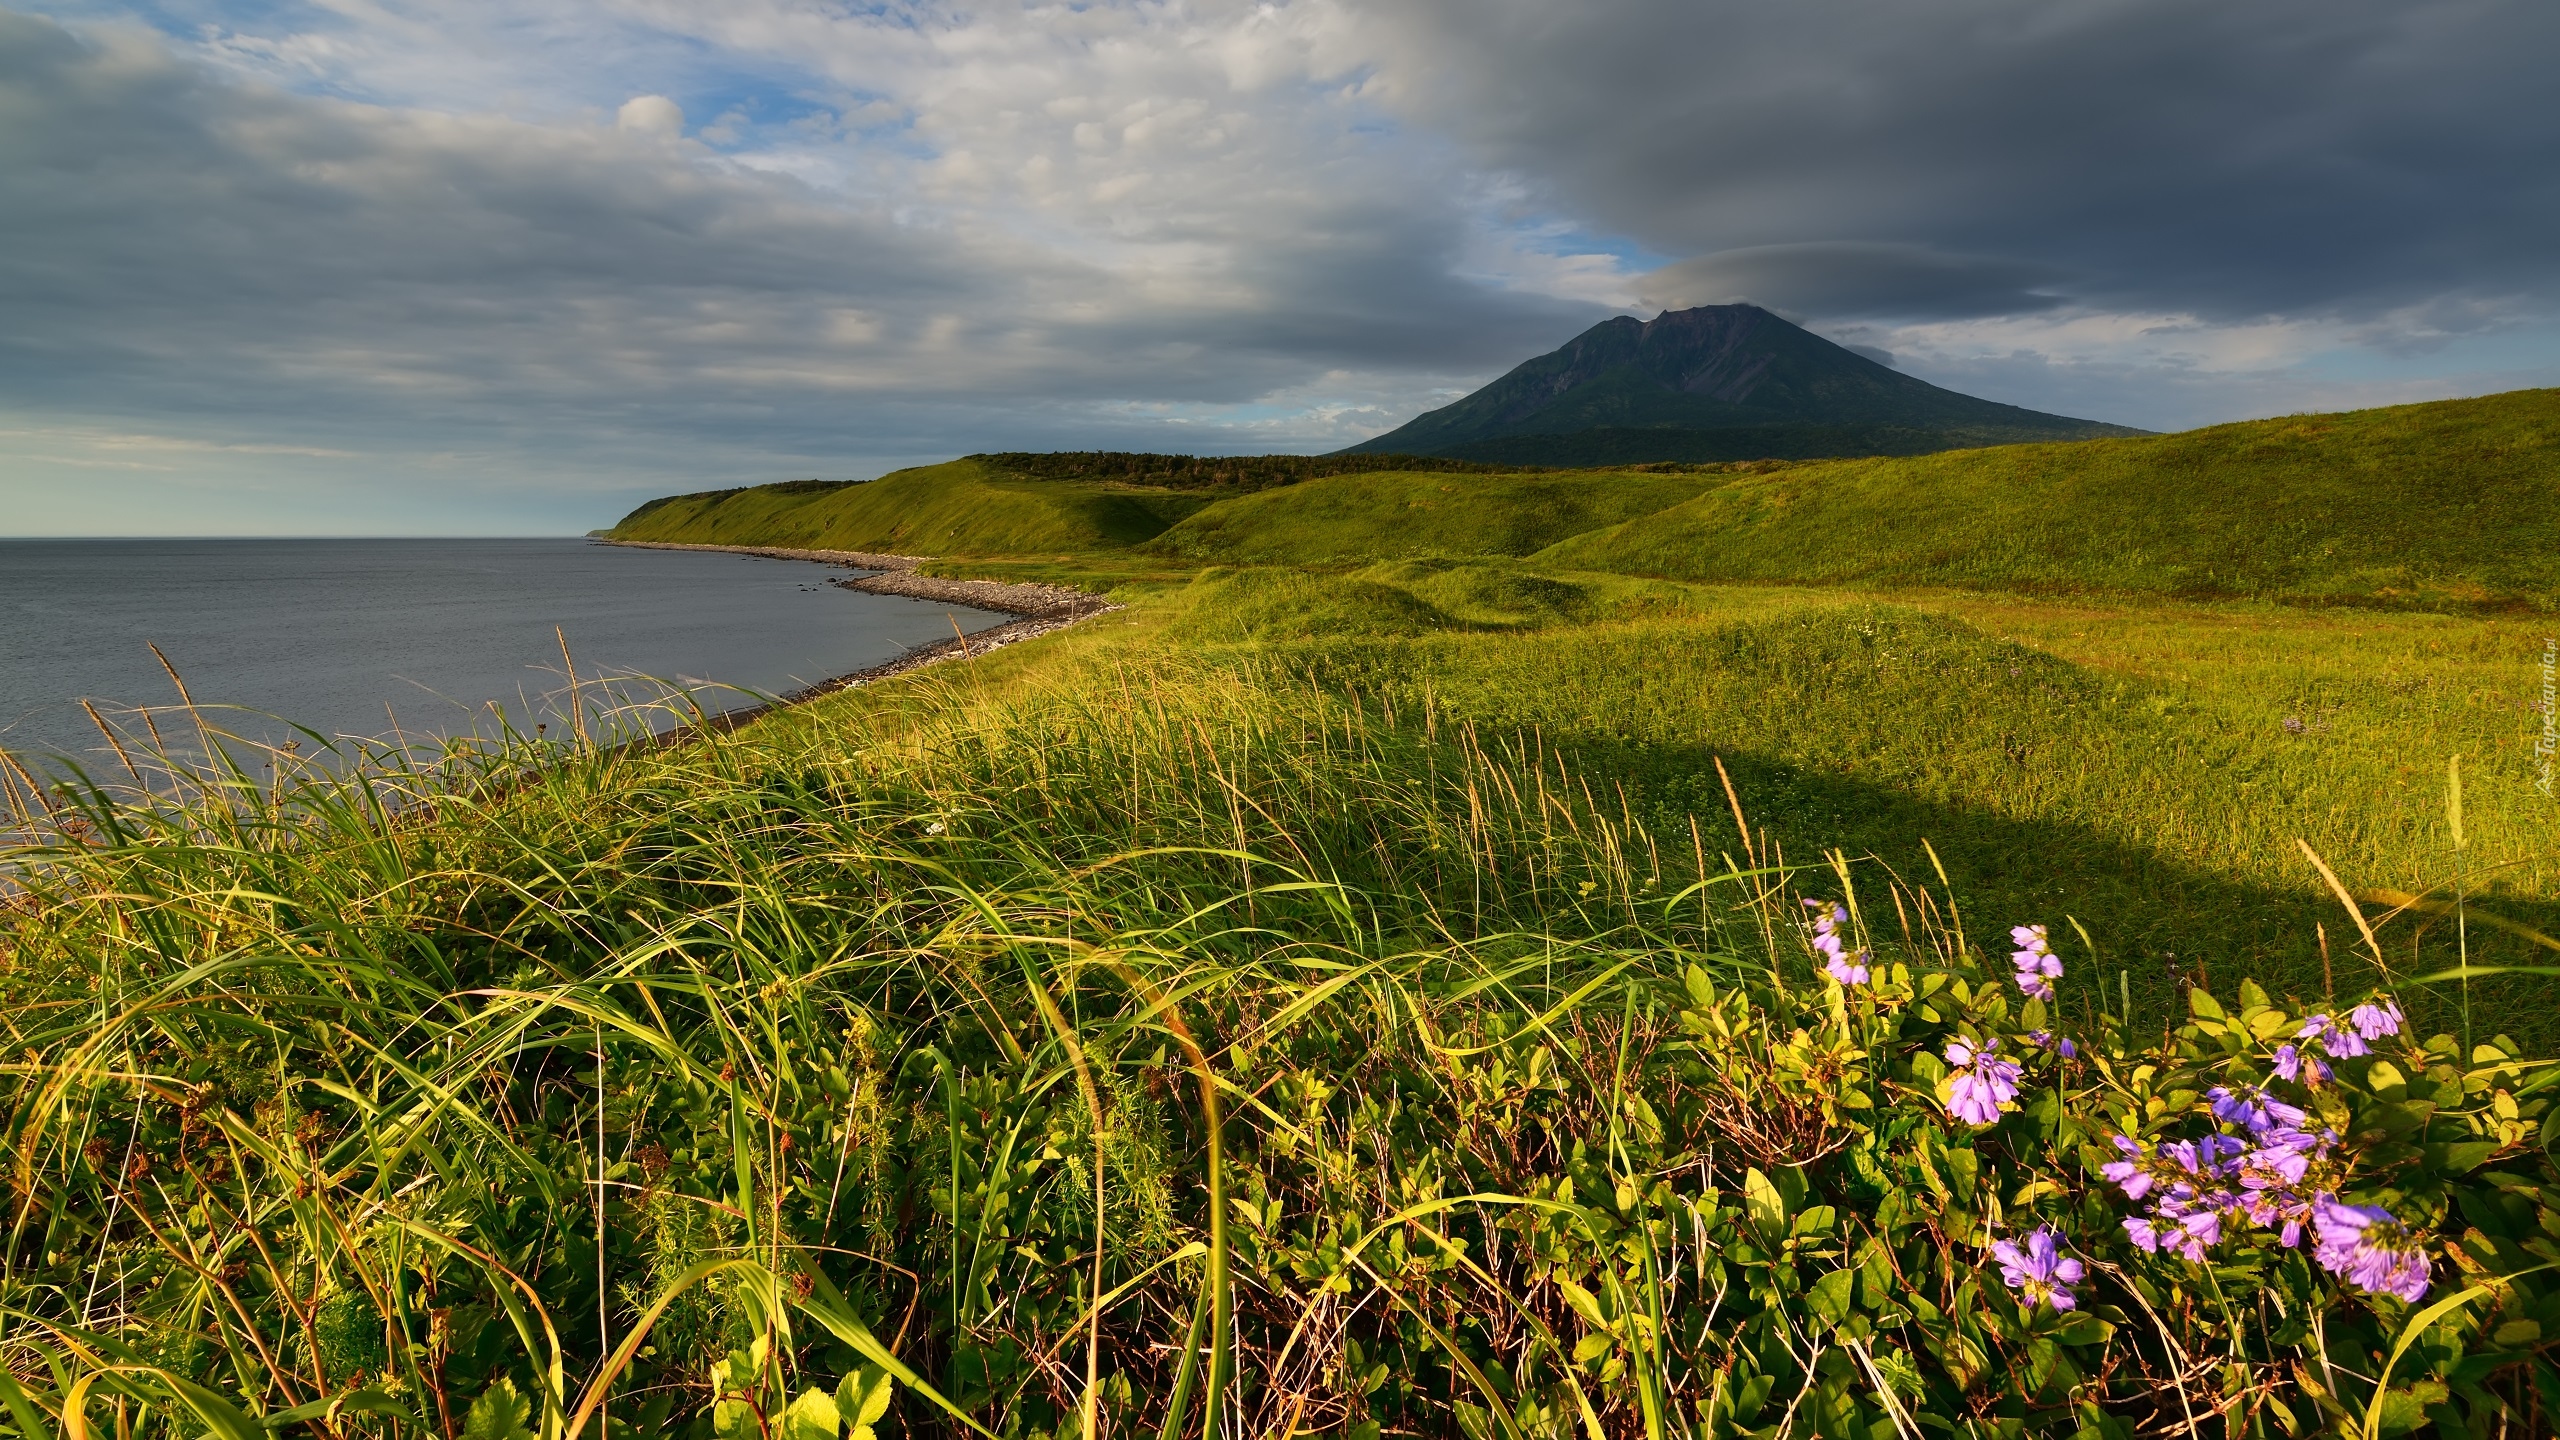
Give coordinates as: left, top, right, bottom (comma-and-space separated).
782, 1389, 839, 1440
1743, 1168, 1787, 1240
463, 1381, 534, 1440
711, 1400, 759, 1440
1942, 1146, 1978, 1204
2188, 989, 2225, 1021
2423, 1140, 2500, 1174
1685, 965, 1717, 1010
1807, 1268, 1855, 1327
2050, 1312, 2116, 1347
1555, 1278, 1609, 1330
835, 1367, 894, 1436
2368, 1387, 2432, 1437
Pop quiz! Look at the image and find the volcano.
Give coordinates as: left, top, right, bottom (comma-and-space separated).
1340, 305, 2142, 464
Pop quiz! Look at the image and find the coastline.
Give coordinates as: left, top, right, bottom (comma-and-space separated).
597, 539, 1119, 742
600, 539, 1108, 618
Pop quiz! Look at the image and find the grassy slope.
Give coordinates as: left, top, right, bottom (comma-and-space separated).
1143, 466, 1725, 563
1539, 389, 2560, 609
581, 388, 2560, 1019
1430, 420, 2112, 467
608, 460, 1215, 555
1134, 563, 2559, 1038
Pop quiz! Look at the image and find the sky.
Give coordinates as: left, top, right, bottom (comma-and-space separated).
2, 0, 2554, 535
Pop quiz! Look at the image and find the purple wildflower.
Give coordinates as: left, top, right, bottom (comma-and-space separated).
2272, 1043, 2331, 1086
2160, 1134, 2248, 1178
2348, 998, 2404, 1042
2100, 1135, 2153, 1200
2027, 1029, 2078, 1058
2009, 923, 2062, 1002
1990, 1227, 2085, 1311
1804, 899, 1870, 985
2237, 1128, 2319, 1185
2207, 1086, 2305, 1136
2168, 1209, 2223, 1260
2299, 1013, 2369, 1059
1944, 1038, 2022, 1126
2105, 1078, 2372, 1273
2125, 1200, 2222, 1261
2312, 1196, 2430, 1302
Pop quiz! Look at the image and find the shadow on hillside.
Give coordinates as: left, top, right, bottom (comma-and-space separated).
1565, 733, 2560, 1046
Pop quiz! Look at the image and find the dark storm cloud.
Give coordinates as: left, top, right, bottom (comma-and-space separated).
7, 0, 2552, 534
1362, 0, 2560, 326
1637, 244, 2068, 322
0, 8, 1596, 472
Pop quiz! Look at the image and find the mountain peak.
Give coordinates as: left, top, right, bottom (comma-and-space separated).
1341, 304, 2140, 464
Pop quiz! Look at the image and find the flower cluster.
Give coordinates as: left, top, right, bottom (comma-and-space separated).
2010, 923, 2061, 1002
2273, 1000, 2402, 1085
2313, 1196, 2432, 1303
2096, 1002, 2430, 1302
1803, 899, 1869, 985
1944, 1037, 2022, 1125
1990, 1226, 2086, 1311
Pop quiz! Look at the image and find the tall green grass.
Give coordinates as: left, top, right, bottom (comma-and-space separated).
4, 632, 2554, 1437
0, 656, 1753, 1438
1132, 565, 2560, 1040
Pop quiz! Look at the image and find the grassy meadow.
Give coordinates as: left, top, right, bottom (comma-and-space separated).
6, 388, 2560, 1438
1538, 390, 2560, 609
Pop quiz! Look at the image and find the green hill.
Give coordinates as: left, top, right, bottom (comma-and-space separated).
1143, 465, 1736, 564
607, 460, 1214, 555
1341, 304, 2140, 464
962, 449, 1536, 491
1539, 388, 2560, 609
609, 389, 2560, 610
1426, 420, 2116, 467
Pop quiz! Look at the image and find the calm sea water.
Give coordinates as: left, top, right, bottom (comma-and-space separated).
0, 539, 1007, 773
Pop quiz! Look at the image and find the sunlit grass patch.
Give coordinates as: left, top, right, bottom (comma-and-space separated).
3, 641, 2555, 1436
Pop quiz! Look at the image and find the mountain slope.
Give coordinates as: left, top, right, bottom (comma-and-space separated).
1535, 388, 2560, 609
1343, 304, 2140, 462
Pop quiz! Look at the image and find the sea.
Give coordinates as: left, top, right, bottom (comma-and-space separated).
0, 538, 1009, 778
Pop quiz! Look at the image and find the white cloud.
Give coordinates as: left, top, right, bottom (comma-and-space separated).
0, 9, 1593, 491
1, 0, 2555, 533
615, 93, 683, 136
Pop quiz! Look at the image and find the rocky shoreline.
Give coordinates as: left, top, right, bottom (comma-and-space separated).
597, 539, 1117, 739
602, 539, 1108, 618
